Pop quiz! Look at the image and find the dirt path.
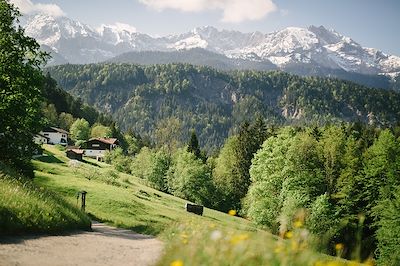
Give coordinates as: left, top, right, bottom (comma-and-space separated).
0, 222, 164, 266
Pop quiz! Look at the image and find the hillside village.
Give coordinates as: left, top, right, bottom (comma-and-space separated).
34, 126, 119, 161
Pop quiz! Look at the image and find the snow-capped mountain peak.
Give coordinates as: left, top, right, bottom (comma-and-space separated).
25, 14, 95, 46
98, 23, 137, 34
23, 14, 400, 78
308, 25, 344, 45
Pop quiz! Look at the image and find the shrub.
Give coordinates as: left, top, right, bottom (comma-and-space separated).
167, 148, 212, 205
131, 147, 169, 191
104, 147, 132, 174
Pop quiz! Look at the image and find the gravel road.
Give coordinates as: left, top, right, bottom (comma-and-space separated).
0, 222, 163, 266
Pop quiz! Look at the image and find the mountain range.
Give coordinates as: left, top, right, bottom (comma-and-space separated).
24, 14, 400, 89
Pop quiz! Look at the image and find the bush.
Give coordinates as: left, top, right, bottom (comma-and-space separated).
104, 147, 132, 174
308, 194, 338, 235
147, 150, 170, 191
166, 148, 212, 205
131, 147, 169, 191
278, 191, 309, 234
131, 147, 153, 179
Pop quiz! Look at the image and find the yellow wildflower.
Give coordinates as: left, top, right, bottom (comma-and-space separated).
228, 210, 237, 216
293, 220, 303, 228
170, 260, 184, 266
285, 231, 293, 239
335, 243, 344, 251
314, 261, 345, 266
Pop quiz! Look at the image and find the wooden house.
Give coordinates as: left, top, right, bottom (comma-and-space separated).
83, 138, 119, 158
66, 149, 84, 161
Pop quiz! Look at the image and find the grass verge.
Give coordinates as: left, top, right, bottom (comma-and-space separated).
156, 217, 360, 266
0, 162, 91, 235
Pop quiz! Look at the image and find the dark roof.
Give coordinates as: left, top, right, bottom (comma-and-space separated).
88, 138, 118, 145
67, 145, 81, 150
42, 127, 69, 135
66, 149, 85, 155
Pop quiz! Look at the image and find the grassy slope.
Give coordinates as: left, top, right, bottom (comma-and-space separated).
33, 145, 357, 266
0, 162, 90, 235
33, 145, 255, 235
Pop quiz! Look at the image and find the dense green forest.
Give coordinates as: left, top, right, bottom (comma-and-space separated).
47, 63, 400, 152
245, 125, 400, 264
108, 48, 394, 90
102, 119, 400, 265
41, 73, 113, 127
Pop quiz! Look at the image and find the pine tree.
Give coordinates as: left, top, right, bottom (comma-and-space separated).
187, 130, 201, 159
230, 118, 268, 210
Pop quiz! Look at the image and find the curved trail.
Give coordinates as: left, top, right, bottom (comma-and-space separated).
0, 222, 163, 266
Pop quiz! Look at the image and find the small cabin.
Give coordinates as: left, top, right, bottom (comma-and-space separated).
66, 149, 84, 161
83, 138, 119, 158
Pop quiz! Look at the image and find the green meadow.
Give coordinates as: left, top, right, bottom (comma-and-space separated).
32, 145, 255, 235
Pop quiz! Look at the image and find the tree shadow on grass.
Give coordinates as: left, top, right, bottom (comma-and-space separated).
34, 154, 63, 164
82, 159, 102, 167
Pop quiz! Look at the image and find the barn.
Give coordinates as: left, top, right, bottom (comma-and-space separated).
66, 149, 84, 161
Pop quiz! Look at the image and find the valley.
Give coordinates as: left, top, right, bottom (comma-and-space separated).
2, 1, 400, 265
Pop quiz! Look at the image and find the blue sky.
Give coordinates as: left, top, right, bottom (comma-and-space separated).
13, 0, 400, 55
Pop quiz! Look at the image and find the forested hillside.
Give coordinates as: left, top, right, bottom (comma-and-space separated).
108, 49, 393, 90
108, 48, 277, 72
47, 63, 400, 152
41, 73, 113, 127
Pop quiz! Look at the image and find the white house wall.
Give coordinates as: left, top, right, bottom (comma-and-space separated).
84, 149, 106, 158
41, 132, 67, 145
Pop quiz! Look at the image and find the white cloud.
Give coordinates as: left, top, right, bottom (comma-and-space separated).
138, 0, 277, 23
10, 0, 65, 17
